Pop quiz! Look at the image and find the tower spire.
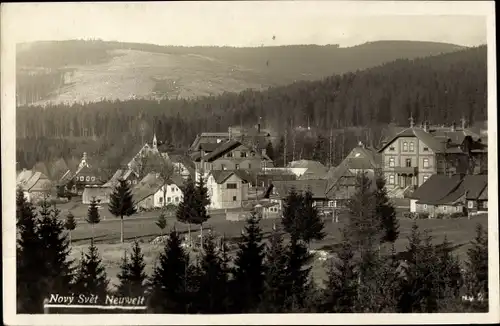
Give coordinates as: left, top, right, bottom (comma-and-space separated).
153, 133, 157, 150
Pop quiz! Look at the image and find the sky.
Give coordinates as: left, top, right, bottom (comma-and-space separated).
3, 2, 490, 48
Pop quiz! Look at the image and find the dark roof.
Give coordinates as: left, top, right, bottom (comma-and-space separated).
203, 140, 242, 162
121, 143, 146, 166
478, 186, 488, 200
410, 174, 462, 203
272, 179, 328, 199
209, 170, 253, 184
325, 164, 355, 194
131, 172, 184, 203
463, 175, 488, 199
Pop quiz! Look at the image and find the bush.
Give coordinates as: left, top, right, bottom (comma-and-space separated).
449, 212, 464, 219
436, 213, 446, 219
402, 212, 412, 219
418, 212, 430, 219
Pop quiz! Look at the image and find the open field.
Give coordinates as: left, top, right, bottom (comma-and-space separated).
66, 206, 488, 290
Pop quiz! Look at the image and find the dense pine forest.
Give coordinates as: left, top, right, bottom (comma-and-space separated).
16, 45, 487, 172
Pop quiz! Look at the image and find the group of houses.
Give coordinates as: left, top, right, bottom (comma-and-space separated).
16, 117, 489, 219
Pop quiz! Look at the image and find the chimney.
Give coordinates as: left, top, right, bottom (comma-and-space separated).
228, 127, 232, 140
451, 122, 456, 132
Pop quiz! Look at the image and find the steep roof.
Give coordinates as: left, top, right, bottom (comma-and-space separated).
132, 173, 164, 203
17, 169, 34, 184
169, 154, 196, 177
325, 164, 356, 194
463, 174, 488, 199
19, 172, 52, 192
209, 170, 253, 184
478, 186, 488, 200
379, 127, 446, 153
410, 174, 462, 202
203, 140, 243, 162
414, 174, 488, 205
272, 179, 328, 199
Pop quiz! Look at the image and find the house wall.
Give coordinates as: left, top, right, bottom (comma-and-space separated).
137, 195, 155, 210
382, 136, 437, 188
172, 163, 191, 179
207, 174, 248, 209
211, 158, 264, 171
82, 187, 111, 204
415, 203, 462, 217
153, 183, 183, 207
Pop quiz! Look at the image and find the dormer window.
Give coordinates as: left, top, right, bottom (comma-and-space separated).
403, 142, 408, 151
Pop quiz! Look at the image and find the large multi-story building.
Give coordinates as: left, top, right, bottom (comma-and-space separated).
378, 117, 487, 190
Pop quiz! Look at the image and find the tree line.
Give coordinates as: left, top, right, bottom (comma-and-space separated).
16, 45, 486, 170
17, 170, 488, 314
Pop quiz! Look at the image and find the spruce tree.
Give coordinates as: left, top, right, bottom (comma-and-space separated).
465, 223, 488, 304
265, 141, 275, 161
312, 134, 327, 164
74, 239, 109, 298
36, 202, 75, 298
301, 190, 326, 246
435, 236, 463, 311
322, 228, 358, 313
86, 197, 100, 239
64, 211, 77, 245
283, 236, 313, 312
281, 187, 302, 239
16, 188, 44, 313
261, 225, 288, 312
108, 179, 137, 243
156, 212, 167, 236
194, 174, 211, 248
195, 234, 230, 313
373, 244, 401, 312
176, 177, 198, 246
374, 172, 399, 244
231, 211, 266, 313
346, 172, 378, 253
116, 240, 147, 297
148, 230, 193, 313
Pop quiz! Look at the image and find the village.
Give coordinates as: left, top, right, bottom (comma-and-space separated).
17, 116, 488, 225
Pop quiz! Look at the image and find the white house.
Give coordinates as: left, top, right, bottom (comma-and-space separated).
132, 173, 185, 210
206, 170, 251, 209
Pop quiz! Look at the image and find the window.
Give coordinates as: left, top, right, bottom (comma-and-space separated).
423, 204, 428, 210
240, 152, 247, 158
328, 201, 336, 207
175, 197, 179, 202
409, 142, 415, 152
389, 175, 395, 185
443, 206, 447, 211
389, 146, 395, 151
86, 176, 90, 182
227, 183, 237, 189
171, 187, 175, 192
423, 158, 429, 168
405, 158, 412, 167
167, 197, 171, 202
251, 152, 256, 157
484, 201, 488, 209
423, 147, 429, 152
159, 197, 163, 204
221, 164, 226, 170
233, 196, 237, 201
227, 152, 233, 157
91, 176, 96, 182
133, 180, 137, 184
468, 201, 474, 209
235, 164, 240, 170
248, 163, 252, 169
403, 142, 408, 151
389, 157, 395, 167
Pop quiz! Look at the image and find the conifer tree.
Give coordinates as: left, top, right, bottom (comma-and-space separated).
86, 197, 100, 239
312, 134, 327, 164
16, 188, 45, 313
109, 179, 137, 243
64, 211, 77, 245
156, 212, 167, 236
322, 228, 358, 313
36, 202, 75, 297
195, 234, 230, 313
281, 187, 302, 239
265, 141, 275, 161
346, 172, 378, 253
261, 225, 288, 312
301, 190, 326, 246
435, 236, 463, 311
231, 211, 266, 313
465, 223, 488, 304
176, 177, 198, 247
74, 239, 109, 298
116, 240, 147, 297
374, 172, 399, 244
194, 174, 211, 248
148, 230, 193, 313
283, 236, 313, 312
371, 244, 401, 313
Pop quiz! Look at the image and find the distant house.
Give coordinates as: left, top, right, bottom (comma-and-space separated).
241, 199, 280, 219
169, 154, 196, 180
16, 170, 52, 203
269, 179, 330, 212
323, 164, 358, 208
197, 139, 274, 173
121, 134, 170, 174
206, 170, 252, 209
409, 174, 488, 218
132, 172, 185, 210
72, 152, 106, 195
82, 168, 140, 205
289, 160, 329, 180
341, 142, 381, 173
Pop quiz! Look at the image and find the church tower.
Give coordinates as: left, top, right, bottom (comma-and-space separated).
152, 133, 158, 150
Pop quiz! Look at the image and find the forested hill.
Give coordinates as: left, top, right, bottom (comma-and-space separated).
16, 39, 465, 106
16, 45, 487, 172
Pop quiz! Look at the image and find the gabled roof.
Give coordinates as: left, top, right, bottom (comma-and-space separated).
132, 173, 165, 203
203, 140, 244, 162
19, 171, 52, 192
103, 169, 138, 188
272, 179, 328, 199
478, 186, 488, 200
169, 154, 196, 172
325, 164, 356, 194
209, 170, 254, 184
463, 174, 488, 199
410, 174, 462, 203
17, 169, 34, 184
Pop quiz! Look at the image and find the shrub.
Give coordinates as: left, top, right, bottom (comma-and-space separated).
418, 212, 430, 219
436, 213, 446, 220
449, 212, 464, 219
402, 212, 412, 219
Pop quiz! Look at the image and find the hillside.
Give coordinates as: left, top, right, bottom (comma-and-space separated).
16, 40, 465, 106
17, 45, 487, 172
